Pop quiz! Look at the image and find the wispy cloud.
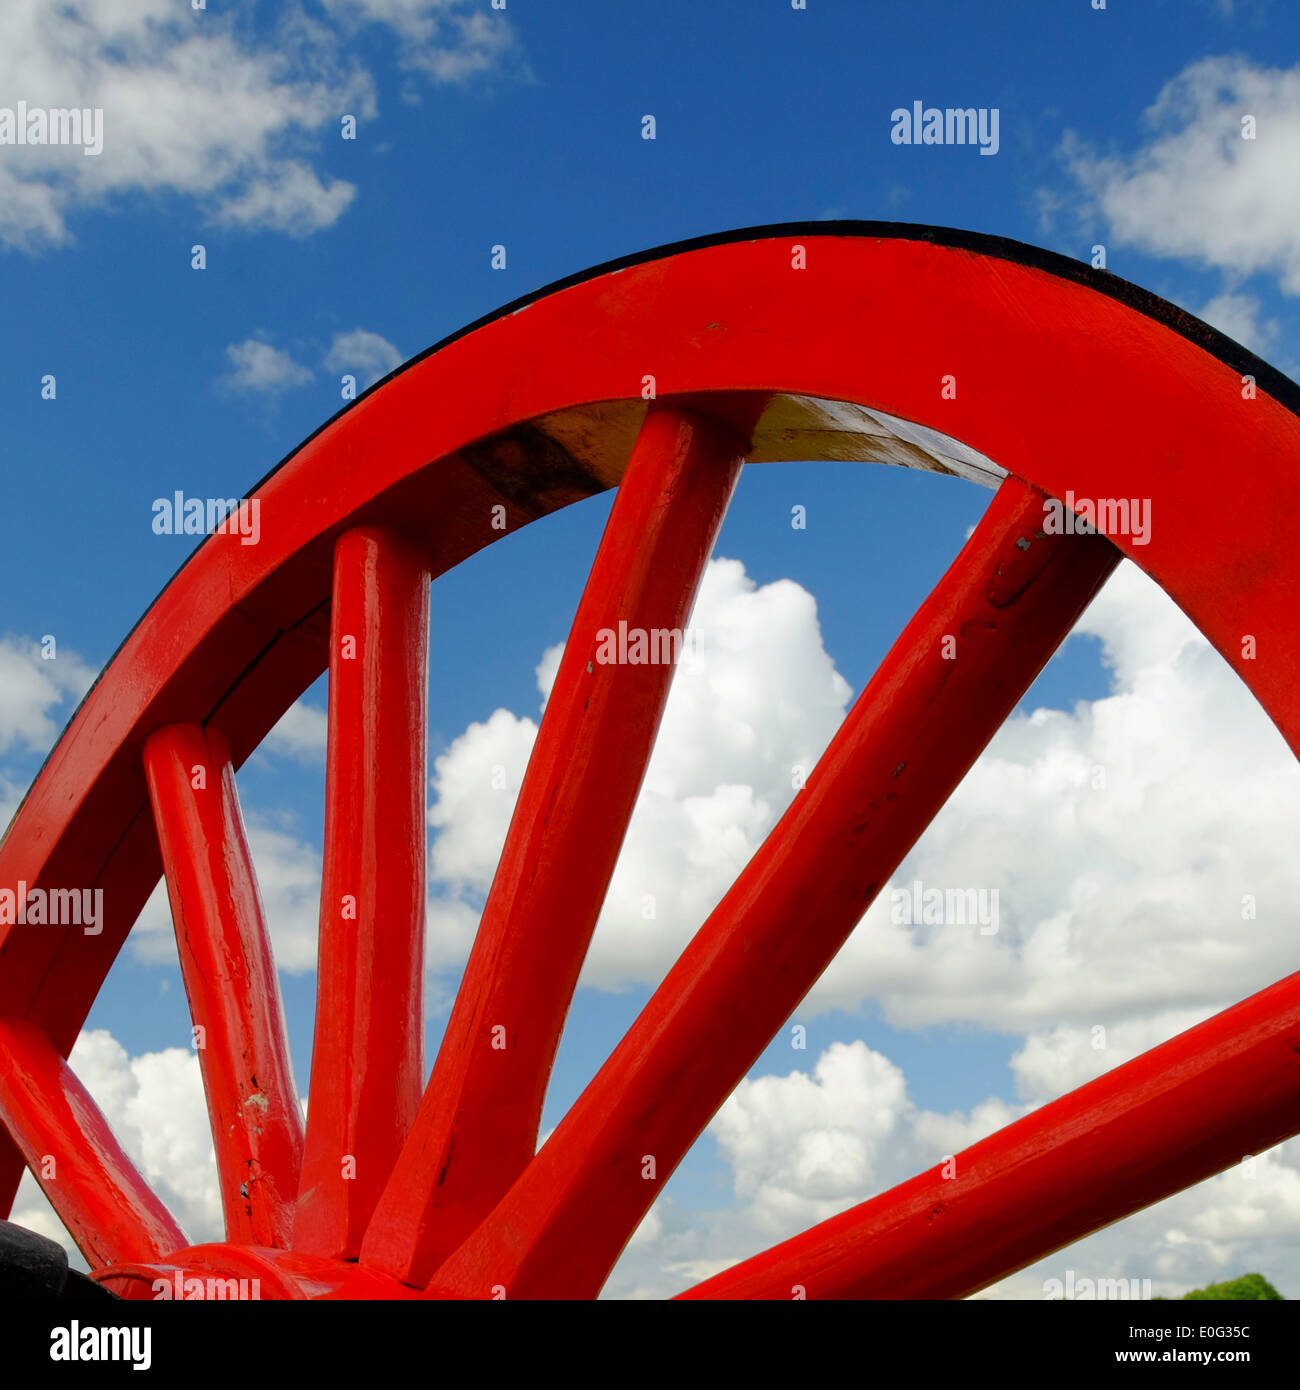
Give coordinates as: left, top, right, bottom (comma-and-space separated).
319, 0, 518, 83
1198, 290, 1280, 354
324, 328, 404, 387
219, 338, 313, 395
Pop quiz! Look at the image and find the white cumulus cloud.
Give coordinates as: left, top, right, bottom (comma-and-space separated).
1062, 55, 1300, 295
806, 561, 1300, 1034
608, 1038, 1300, 1301
10, 1028, 220, 1268
423, 557, 853, 990
131, 818, 323, 974
0, 0, 517, 250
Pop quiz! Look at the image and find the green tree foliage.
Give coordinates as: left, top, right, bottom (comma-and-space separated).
1153, 1274, 1282, 1301
1182, 1274, 1282, 1301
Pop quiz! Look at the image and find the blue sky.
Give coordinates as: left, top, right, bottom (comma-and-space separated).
4, 0, 1300, 1298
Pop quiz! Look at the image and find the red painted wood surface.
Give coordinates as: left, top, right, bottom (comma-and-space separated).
0, 226, 1298, 1297
0, 1020, 187, 1268
143, 723, 303, 1248
362, 405, 746, 1283
96, 1245, 425, 1301
423, 478, 1119, 1298
680, 969, 1300, 1298
295, 527, 431, 1259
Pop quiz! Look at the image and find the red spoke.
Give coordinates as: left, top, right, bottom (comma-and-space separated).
678, 970, 1300, 1299
143, 723, 304, 1248
0, 1020, 188, 1268
363, 404, 748, 1283
424, 476, 1120, 1299
294, 527, 431, 1258
5, 226, 1300, 1303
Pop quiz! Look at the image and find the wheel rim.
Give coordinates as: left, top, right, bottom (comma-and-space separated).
2, 222, 1299, 1299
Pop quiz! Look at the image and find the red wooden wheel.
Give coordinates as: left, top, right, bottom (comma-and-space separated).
2, 223, 1300, 1300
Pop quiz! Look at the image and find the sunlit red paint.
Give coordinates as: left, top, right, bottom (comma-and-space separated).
0, 224, 1297, 1299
